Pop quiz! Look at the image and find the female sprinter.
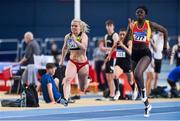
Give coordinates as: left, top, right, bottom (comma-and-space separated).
127, 6, 168, 117
60, 19, 90, 101
104, 28, 138, 100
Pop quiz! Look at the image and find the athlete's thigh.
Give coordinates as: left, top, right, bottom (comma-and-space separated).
114, 65, 123, 78
77, 65, 89, 89
134, 56, 151, 74
65, 61, 77, 79
78, 64, 89, 81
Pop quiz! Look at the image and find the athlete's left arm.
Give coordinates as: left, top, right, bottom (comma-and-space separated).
119, 40, 132, 55
73, 33, 88, 51
150, 22, 168, 48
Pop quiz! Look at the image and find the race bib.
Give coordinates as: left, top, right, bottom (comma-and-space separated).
116, 49, 126, 58
133, 31, 147, 42
67, 38, 78, 49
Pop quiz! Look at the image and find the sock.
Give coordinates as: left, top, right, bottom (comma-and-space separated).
114, 79, 120, 92
119, 84, 124, 99
141, 88, 149, 107
141, 88, 147, 98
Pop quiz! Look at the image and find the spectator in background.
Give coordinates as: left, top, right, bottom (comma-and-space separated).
18, 32, 41, 86
170, 38, 180, 67
50, 41, 59, 63
54, 52, 62, 67
41, 63, 68, 105
19, 32, 41, 66
11, 32, 40, 93
103, 20, 119, 100
151, 31, 164, 89
93, 39, 107, 91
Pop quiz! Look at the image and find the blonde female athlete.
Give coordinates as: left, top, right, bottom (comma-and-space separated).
60, 19, 90, 100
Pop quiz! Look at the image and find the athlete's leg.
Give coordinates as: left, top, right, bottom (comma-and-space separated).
134, 56, 151, 105
146, 72, 154, 96
78, 64, 89, 92
62, 61, 77, 100
126, 72, 138, 100
153, 59, 162, 89
106, 73, 115, 97
95, 61, 104, 90
154, 73, 158, 89
134, 56, 152, 117
126, 72, 134, 87
113, 66, 123, 100
105, 60, 115, 97
114, 66, 123, 91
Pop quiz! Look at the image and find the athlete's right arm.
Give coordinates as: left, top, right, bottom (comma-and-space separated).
170, 45, 177, 65
59, 34, 69, 66
126, 18, 134, 42
124, 26, 133, 43
106, 41, 118, 62
120, 40, 132, 55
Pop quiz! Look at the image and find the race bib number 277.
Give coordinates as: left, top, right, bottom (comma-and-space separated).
133, 32, 147, 42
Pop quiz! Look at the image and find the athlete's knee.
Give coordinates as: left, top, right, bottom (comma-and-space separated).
134, 70, 143, 82
80, 86, 85, 92
134, 70, 139, 79
63, 76, 73, 85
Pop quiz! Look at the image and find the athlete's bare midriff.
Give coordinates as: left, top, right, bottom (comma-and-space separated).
69, 50, 87, 63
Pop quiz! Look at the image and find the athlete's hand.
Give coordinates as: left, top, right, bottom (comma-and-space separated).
128, 18, 135, 30
118, 41, 123, 47
71, 34, 77, 40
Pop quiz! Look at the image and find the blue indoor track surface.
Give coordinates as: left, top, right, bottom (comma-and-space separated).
0, 101, 180, 121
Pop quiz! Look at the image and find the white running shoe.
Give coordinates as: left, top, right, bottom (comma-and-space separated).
144, 104, 152, 117
132, 85, 138, 100
114, 91, 120, 100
